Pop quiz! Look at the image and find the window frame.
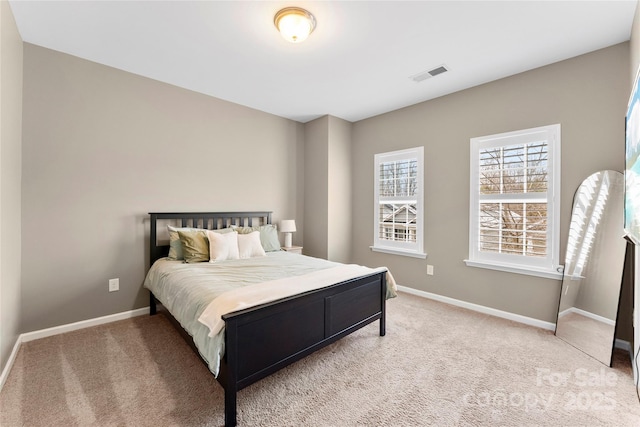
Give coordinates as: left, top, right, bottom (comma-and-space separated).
371, 147, 426, 259
465, 124, 563, 279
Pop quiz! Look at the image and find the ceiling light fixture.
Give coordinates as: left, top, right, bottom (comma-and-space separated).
274, 7, 316, 43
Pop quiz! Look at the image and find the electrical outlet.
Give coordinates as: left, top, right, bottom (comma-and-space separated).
427, 265, 434, 276
109, 278, 119, 292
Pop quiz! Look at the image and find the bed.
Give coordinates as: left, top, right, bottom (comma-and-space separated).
145, 211, 391, 426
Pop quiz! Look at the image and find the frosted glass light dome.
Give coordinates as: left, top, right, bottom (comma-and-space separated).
274, 7, 316, 43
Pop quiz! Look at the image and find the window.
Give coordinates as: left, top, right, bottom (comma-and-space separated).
465, 124, 562, 279
372, 147, 425, 258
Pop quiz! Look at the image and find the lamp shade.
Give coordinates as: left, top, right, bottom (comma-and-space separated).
280, 219, 297, 233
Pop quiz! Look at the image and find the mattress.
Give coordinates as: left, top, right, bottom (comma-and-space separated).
143, 251, 396, 376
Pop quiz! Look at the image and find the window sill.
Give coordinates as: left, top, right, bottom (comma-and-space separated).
370, 246, 427, 259
463, 259, 563, 280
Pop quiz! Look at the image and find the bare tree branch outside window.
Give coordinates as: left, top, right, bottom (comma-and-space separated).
478, 142, 548, 257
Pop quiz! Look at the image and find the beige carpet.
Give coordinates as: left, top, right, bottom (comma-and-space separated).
1, 292, 640, 426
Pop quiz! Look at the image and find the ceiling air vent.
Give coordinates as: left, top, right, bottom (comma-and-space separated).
410, 64, 449, 83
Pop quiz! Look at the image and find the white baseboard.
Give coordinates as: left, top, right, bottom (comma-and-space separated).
0, 336, 22, 392
21, 307, 149, 343
397, 285, 556, 331
0, 307, 149, 392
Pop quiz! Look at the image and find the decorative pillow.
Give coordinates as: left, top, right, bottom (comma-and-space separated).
208, 230, 240, 262
237, 231, 267, 259
168, 225, 231, 260
230, 224, 281, 252
177, 230, 210, 263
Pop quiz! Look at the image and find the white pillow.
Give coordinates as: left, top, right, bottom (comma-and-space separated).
207, 230, 239, 262
237, 231, 267, 259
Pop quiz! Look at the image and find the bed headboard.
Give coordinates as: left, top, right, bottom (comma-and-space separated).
149, 211, 272, 265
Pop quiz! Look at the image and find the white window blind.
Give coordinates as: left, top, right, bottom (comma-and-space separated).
373, 147, 425, 258
467, 125, 561, 278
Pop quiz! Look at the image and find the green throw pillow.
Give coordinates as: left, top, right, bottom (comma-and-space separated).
168, 226, 201, 260
177, 230, 209, 263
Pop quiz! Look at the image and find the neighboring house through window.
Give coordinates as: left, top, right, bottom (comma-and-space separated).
465, 124, 562, 279
372, 147, 426, 258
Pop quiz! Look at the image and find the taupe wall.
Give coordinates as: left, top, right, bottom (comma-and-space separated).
327, 116, 352, 263
21, 44, 303, 332
303, 116, 329, 258
0, 0, 23, 372
303, 115, 352, 262
351, 43, 629, 324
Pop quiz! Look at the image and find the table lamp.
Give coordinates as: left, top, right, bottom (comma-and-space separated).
280, 220, 296, 248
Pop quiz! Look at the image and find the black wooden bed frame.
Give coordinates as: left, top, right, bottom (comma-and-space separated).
147, 212, 387, 426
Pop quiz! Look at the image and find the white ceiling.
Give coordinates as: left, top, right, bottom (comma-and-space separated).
9, 0, 638, 123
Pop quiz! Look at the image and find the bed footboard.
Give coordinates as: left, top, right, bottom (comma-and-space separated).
218, 271, 386, 427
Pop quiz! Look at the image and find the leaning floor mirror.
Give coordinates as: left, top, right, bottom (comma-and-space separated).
555, 170, 626, 366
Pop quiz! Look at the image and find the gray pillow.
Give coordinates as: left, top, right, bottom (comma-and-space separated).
230, 224, 281, 252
